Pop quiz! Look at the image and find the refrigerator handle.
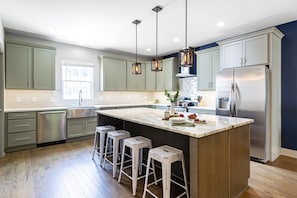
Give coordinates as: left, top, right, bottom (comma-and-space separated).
234, 82, 239, 116
230, 82, 234, 116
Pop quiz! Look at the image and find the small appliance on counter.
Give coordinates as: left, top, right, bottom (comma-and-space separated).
175, 96, 198, 112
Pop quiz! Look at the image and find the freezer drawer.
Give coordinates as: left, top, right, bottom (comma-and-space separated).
37, 111, 66, 144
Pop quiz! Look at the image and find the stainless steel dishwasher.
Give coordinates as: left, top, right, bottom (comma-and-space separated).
37, 111, 66, 144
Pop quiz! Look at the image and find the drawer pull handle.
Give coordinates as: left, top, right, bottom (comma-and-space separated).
15, 137, 30, 141
14, 114, 31, 117
15, 124, 30, 128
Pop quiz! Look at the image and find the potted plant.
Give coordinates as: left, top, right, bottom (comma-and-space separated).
164, 90, 179, 115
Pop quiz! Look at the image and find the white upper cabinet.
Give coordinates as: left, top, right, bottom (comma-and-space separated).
196, 46, 220, 90
219, 34, 268, 69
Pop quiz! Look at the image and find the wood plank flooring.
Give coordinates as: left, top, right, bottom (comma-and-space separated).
0, 139, 296, 198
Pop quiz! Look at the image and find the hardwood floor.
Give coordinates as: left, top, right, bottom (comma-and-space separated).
0, 139, 296, 198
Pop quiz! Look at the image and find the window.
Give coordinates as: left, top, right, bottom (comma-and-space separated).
62, 61, 94, 100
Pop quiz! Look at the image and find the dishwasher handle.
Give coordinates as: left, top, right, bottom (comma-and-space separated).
38, 111, 66, 115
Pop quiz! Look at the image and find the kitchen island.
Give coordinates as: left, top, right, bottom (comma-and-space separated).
97, 107, 253, 198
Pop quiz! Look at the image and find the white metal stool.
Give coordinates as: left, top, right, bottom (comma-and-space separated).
103, 130, 131, 178
142, 145, 189, 198
92, 125, 116, 165
118, 136, 157, 196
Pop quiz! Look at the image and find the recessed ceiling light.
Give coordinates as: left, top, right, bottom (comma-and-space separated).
146, 48, 151, 52
173, 37, 180, 42
110, 40, 116, 44
217, 21, 225, 27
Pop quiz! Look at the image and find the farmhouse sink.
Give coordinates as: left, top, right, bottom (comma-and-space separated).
67, 106, 97, 118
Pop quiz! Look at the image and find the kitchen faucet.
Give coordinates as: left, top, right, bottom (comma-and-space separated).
78, 89, 83, 106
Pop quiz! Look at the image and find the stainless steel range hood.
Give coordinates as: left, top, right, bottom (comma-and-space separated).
176, 67, 195, 78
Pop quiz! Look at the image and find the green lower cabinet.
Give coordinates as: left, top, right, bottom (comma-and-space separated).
7, 131, 36, 147
67, 117, 97, 138
5, 112, 37, 152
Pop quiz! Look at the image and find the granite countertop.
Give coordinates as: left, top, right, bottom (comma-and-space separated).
95, 103, 150, 109
97, 107, 254, 138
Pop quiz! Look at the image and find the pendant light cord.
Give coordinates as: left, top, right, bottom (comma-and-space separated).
156, 10, 158, 59
136, 22, 138, 63
185, 0, 188, 48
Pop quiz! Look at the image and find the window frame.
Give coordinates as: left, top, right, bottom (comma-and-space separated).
62, 61, 95, 100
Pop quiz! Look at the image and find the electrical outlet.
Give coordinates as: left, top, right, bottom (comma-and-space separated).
16, 97, 21, 102
32, 97, 37, 101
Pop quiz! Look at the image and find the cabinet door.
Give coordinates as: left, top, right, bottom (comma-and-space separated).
197, 52, 211, 90
243, 34, 268, 66
103, 58, 127, 90
211, 49, 220, 89
126, 61, 146, 91
145, 62, 156, 91
156, 58, 178, 91
33, 48, 55, 90
220, 41, 242, 69
197, 47, 220, 90
67, 119, 85, 138
85, 117, 97, 136
6, 43, 32, 89
163, 59, 174, 91
156, 63, 165, 91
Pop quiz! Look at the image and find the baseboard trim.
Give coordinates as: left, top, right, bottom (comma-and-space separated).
280, 148, 297, 159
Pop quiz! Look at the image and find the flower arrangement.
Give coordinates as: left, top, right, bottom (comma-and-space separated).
164, 89, 179, 103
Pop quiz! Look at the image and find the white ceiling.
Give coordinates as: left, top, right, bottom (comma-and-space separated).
1, 0, 297, 57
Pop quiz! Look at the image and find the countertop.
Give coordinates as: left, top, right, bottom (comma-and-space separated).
152, 103, 216, 111
5, 106, 68, 113
4, 103, 215, 113
97, 107, 253, 139
4, 103, 150, 113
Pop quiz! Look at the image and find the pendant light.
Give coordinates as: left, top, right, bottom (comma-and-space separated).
179, 0, 194, 67
151, 6, 163, 71
132, 19, 142, 74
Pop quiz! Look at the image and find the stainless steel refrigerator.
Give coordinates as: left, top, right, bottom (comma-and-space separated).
216, 65, 270, 163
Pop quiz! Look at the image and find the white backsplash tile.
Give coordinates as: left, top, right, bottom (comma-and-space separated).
4, 78, 216, 109
4, 90, 154, 108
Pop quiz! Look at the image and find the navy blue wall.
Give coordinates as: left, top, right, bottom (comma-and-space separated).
277, 21, 297, 150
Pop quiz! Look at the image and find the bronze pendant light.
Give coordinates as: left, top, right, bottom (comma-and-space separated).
151, 6, 163, 71
132, 19, 142, 74
179, 0, 194, 67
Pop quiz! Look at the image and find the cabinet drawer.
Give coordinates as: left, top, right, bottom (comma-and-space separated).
8, 118, 36, 133
7, 131, 36, 147
8, 112, 36, 119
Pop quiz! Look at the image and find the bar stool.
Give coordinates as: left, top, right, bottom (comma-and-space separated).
103, 130, 131, 178
118, 136, 157, 196
92, 125, 116, 165
142, 145, 189, 198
